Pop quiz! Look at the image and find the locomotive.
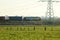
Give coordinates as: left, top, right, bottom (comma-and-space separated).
23, 17, 41, 21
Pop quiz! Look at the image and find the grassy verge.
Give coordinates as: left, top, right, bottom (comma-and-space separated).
0, 25, 60, 40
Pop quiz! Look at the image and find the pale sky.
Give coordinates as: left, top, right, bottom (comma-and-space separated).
0, 0, 60, 17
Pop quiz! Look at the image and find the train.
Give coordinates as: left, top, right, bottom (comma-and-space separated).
0, 16, 41, 21
0, 16, 42, 25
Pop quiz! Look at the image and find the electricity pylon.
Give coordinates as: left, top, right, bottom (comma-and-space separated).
39, 0, 60, 25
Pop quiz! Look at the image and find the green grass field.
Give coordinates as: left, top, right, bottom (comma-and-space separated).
0, 25, 60, 40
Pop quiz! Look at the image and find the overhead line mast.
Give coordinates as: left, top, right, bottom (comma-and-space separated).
46, 0, 54, 22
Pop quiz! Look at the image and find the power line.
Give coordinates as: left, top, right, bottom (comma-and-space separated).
39, 0, 60, 25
